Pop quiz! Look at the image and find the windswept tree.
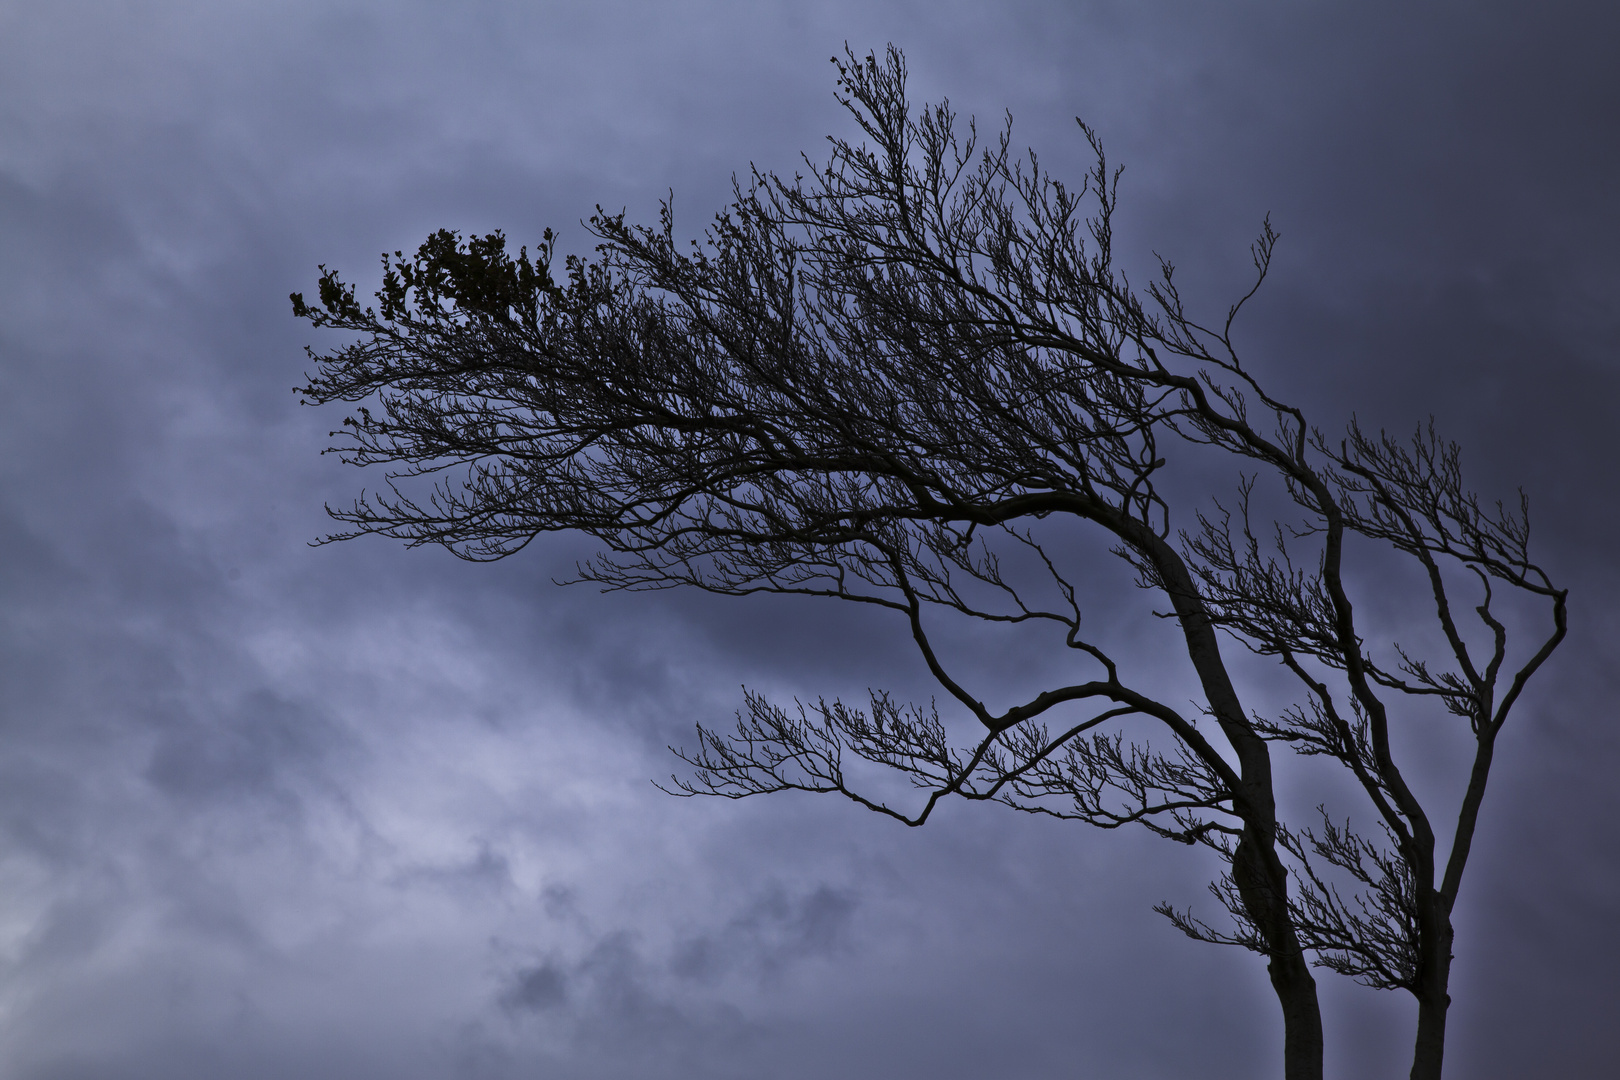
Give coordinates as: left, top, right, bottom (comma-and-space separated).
294, 48, 1566, 1080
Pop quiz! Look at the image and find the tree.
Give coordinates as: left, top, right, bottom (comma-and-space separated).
293, 47, 1566, 1080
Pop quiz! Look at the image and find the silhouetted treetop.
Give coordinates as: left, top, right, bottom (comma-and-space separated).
295, 47, 1566, 1080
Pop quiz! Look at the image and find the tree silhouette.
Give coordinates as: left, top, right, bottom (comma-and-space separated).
294, 47, 1566, 1080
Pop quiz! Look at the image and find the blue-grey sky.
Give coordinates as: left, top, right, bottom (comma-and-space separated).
1, 3, 1616, 1077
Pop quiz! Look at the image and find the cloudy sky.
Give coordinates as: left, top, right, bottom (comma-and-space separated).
1, 2, 1616, 1077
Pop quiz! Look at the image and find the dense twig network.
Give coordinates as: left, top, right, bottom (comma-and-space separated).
296, 47, 1566, 1080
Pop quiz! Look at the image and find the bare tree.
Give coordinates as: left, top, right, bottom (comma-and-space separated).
293, 47, 1566, 1080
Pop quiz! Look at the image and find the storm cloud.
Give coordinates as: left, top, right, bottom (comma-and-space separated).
1, 2, 1616, 1077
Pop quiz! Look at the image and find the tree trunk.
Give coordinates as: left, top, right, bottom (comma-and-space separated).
1142, 533, 1325, 1080
1271, 949, 1324, 1080
1234, 832, 1324, 1080
1408, 914, 1454, 1080
1409, 990, 1450, 1080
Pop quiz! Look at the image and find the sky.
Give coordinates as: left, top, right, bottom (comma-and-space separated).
1, 2, 1616, 1078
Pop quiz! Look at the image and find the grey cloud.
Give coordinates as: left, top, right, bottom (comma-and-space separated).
0, 2, 1614, 1078
502, 958, 569, 1012
392, 841, 518, 899
671, 882, 858, 985
501, 880, 857, 1022
144, 689, 337, 803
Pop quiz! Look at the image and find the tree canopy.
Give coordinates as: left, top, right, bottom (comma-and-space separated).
295, 47, 1567, 1080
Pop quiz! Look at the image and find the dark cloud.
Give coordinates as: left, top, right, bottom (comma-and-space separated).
670, 882, 857, 984
144, 689, 331, 802
502, 958, 569, 1012
0, 2, 1614, 1078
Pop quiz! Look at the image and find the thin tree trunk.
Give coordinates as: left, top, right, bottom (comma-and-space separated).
1408, 915, 1454, 1080
1144, 531, 1325, 1080
1274, 953, 1325, 1080
1235, 832, 1324, 1080
1410, 989, 1450, 1080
